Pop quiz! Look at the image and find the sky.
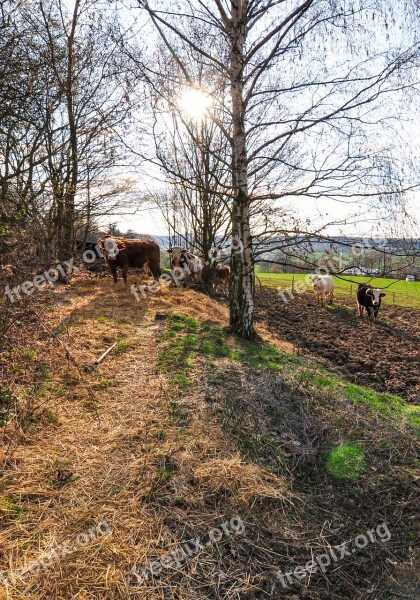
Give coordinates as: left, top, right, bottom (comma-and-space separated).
87, 0, 420, 241
109, 193, 420, 240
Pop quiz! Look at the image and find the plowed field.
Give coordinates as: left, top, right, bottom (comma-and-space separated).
255, 287, 420, 403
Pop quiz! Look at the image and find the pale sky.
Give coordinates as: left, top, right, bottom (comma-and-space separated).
89, 0, 420, 241
110, 193, 420, 239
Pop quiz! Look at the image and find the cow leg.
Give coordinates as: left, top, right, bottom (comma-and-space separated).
357, 303, 363, 318
366, 306, 372, 319
123, 266, 128, 286
329, 292, 333, 305
150, 265, 162, 282
110, 265, 118, 284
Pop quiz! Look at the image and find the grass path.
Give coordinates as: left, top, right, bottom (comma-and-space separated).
1, 278, 167, 598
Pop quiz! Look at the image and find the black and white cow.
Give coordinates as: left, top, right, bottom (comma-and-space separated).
167, 246, 203, 283
356, 283, 385, 320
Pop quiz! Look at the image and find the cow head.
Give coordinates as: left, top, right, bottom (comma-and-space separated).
99, 236, 124, 261
366, 288, 385, 306
167, 246, 187, 268
309, 274, 322, 289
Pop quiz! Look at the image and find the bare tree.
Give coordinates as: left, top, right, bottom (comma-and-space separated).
116, 35, 233, 259
135, 0, 419, 338
38, 0, 133, 261
1, 0, 133, 267
152, 112, 232, 257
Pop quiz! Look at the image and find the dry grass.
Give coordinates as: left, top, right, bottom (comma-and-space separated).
0, 272, 418, 599
194, 457, 287, 506
0, 274, 286, 599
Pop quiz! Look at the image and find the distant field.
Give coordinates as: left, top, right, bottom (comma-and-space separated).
257, 272, 420, 309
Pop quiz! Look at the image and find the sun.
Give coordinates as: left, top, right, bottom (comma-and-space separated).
178, 88, 212, 121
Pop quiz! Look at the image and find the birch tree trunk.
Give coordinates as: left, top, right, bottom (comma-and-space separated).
229, 0, 255, 340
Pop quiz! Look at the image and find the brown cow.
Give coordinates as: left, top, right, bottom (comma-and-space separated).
213, 264, 230, 297
167, 246, 203, 283
99, 237, 162, 285
202, 262, 230, 297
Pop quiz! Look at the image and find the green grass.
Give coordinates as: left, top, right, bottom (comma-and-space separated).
115, 340, 130, 353
0, 496, 23, 521
158, 314, 238, 392
326, 444, 366, 479
158, 313, 419, 431
257, 273, 420, 308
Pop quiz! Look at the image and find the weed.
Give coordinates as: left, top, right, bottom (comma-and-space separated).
22, 349, 37, 361
0, 385, 15, 425
93, 379, 116, 389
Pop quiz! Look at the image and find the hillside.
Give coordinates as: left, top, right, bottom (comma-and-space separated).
0, 273, 419, 600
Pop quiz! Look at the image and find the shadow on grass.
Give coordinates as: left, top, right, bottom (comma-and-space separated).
158, 313, 419, 432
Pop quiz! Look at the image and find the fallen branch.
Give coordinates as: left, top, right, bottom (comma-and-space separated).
94, 342, 117, 365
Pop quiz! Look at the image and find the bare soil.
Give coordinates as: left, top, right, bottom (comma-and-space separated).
255, 287, 420, 403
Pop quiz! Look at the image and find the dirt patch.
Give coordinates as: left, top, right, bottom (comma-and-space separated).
255, 287, 420, 403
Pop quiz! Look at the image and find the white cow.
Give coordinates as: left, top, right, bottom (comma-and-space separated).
167, 246, 203, 284
309, 274, 334, 306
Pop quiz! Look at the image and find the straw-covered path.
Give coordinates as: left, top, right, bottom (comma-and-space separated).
1, 274, 285, 600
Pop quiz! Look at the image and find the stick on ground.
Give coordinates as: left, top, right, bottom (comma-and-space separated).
94, 342, 118, 365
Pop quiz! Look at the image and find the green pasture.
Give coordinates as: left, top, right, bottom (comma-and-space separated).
256, 272, 420, 309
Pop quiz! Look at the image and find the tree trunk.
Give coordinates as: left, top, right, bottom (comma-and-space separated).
228, 0, 255, 340
58, 0, 80, 263
200, 127, 211, 261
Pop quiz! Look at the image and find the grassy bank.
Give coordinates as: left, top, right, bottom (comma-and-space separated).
159, 313, 420, 431
155, 311, 420, 598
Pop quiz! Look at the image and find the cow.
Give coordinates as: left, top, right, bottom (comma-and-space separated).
202, 262, 230, 297
356, 283, 385, 320
309, 274, 334, 306
99, 236, 162, 285
213, 264, 230, 297
167, 246, 202, 284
